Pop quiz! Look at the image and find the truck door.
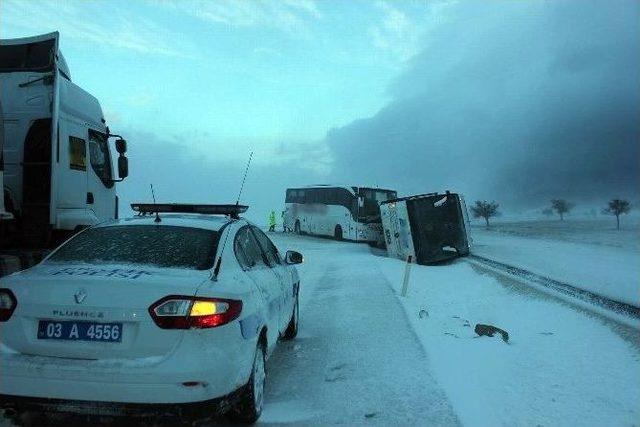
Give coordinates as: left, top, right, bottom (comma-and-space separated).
86, 129, 115, 222
55, 119, 89, 225
0, 32, 60, 236
0, 98, 6, 218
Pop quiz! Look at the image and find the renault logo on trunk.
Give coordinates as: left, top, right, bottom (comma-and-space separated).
74, 289, 87, 304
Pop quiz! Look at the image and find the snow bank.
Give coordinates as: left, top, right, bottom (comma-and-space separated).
471, 228, 640, 307
377, 256, 640, 426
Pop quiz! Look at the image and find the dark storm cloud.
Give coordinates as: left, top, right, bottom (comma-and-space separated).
326, 0, 640, 209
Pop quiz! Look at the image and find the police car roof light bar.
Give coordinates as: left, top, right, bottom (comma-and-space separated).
131, 203, 249, 219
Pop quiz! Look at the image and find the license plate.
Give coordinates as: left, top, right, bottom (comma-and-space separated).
37, 320, 123, 342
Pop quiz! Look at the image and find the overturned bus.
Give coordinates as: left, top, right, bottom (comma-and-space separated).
380, 191, 471, 264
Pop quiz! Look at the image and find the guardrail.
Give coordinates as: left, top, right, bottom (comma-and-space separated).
467, 254, 640, 320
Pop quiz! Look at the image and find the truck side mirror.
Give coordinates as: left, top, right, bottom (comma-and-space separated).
115, 139, 127, 154
118, 155, 128, 179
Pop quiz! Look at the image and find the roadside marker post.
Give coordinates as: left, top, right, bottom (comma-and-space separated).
401, 255, 413, 297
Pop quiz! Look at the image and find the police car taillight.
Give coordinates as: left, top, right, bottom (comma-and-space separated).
0, 289, 17, 322
149, 296, 242, 329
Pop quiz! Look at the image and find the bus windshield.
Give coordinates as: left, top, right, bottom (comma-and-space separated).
358, 188, 397, 221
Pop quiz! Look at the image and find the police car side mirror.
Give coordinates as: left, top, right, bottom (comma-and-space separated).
285, 250, 303, 265
118, 156, 129, 179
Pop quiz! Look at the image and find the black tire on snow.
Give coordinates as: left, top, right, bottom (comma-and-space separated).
294, 220, 301, 234
334, 225, 343, 241
229, 343, 266, 424
282, 294, 299, 340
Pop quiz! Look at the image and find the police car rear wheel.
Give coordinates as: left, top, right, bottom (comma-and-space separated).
334, 225, 343, 241
229, 343, 265, 424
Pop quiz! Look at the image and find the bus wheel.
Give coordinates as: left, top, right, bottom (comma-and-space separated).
334, 225, 343, 241
294, 220, 301, 234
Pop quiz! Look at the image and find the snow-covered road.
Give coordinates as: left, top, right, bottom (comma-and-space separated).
260, 234, 458, 425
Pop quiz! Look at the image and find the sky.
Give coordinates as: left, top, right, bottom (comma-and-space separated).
1, 0, 638, 222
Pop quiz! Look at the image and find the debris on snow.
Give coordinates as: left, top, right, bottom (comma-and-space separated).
474, 323, 509, 343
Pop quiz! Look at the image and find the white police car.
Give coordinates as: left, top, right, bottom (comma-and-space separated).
0, 204, 302, 424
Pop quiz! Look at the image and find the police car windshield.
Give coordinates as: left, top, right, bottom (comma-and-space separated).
47, 225, 219, 270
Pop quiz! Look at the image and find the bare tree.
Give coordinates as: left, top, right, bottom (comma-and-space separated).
471, 201, 499, 227
603, 199, 631, 230
551, 199, 573, 221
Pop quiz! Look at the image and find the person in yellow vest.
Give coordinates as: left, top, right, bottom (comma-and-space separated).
268, 210, 276, 232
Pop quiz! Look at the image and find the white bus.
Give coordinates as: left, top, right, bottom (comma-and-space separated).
283, 185, 397, 245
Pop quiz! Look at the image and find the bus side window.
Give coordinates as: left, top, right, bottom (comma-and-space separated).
319, 188, 331, 205
327, 188, 343, 206
337, 188, 353, 210
306, 189, 316, 204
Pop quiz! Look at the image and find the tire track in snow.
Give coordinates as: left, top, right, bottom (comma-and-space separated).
260, 240, 459, 426
467, 254, 640, 320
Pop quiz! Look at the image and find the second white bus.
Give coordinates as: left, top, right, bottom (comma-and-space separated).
282, 185, 397, 245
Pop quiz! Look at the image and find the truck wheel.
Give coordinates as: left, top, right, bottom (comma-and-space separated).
229, 343, 266, 424
294, 220, 301, 234
282, 293, 299, 340
334, 225, 343, 241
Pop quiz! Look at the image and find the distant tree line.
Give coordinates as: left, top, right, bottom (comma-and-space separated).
546, 198, 631, 229
471, 198, 631, 230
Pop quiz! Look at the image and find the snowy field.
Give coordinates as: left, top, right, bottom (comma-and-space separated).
470, 218, 640, 307
260, 233, 640, 426
2, 232, 639, 426
470, 216, 640, 251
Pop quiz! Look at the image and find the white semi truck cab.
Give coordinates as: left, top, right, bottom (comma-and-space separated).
0, 32, 128, 248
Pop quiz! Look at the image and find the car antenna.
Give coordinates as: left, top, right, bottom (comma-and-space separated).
235, 151, 253, 206
212, 151, 253, 282
150, 184, 161, 223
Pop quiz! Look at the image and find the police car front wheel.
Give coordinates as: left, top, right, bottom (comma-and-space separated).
282, 294, 299, 340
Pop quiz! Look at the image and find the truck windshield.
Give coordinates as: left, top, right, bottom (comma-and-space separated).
47, 225, 219, 270
0, 39, 55, 72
